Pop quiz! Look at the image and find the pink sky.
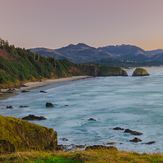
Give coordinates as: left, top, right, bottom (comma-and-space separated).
0, 0, 163, 50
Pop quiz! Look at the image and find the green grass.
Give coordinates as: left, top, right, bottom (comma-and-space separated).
33, 156, 81, 163
1, 149, 163, 163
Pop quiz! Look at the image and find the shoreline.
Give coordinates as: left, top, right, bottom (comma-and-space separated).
0, 76, 91, 99
20, 76, 91, 91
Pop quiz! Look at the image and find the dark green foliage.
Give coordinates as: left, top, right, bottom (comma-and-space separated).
34, 156, 82, 163
0, 39, 128, 88
0, 39, 77, 88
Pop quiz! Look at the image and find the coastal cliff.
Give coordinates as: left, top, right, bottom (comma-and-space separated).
0, 115, 58, 153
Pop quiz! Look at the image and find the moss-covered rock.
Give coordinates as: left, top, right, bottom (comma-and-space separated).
0, 115, 58, 153
132, 68, 149, 76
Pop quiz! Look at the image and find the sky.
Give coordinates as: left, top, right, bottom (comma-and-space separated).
0, 0, 163, 50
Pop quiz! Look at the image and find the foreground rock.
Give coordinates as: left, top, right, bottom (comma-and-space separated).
124, 129, 143, 135
0, 115, 57, 153
22, 114, 46, 121
132, 68, 150, 76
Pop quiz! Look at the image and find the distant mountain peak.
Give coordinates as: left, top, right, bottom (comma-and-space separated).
65, 43, 91, 48
58, 43, 94, 51
76, 43, 90, 47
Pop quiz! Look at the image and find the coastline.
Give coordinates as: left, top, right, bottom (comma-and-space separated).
0, 76, 91, 99
20, 76, 91, 91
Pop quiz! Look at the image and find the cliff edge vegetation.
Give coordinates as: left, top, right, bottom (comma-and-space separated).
0, 115, 58, 153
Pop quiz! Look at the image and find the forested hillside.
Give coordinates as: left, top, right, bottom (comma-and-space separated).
0, 39, 127, 88
0, 39, 84, 88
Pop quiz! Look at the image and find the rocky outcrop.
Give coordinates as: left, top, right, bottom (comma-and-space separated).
124, 129, 143, 135
113, 127, 124, 131
46, 102, 54, 108
132, 68, 149, 76
22, 114, 46, 121
98, 67, 128, 76
144, 141, 156, 145
40, 90, 47, 93
130, 137, 142, 143
88, 118, 97, 121
0, 115, 58, 153
6, 106, 13, 109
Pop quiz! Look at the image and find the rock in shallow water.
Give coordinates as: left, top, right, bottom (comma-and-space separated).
46, 102, 54, 108
144, 141, 156, 145
88, 118, 97, 121
132, 68, 150, 76
40, 90, 47, 93
130, 137, 142, 143
6, 106, 13, 109
124, 129, 143, 135
22, 114, 46, 121
19, 105, 29, 108
61, 138, 69, 141
113, 127, 124, 131
21, 90, 30, 93
106, 142, 117, 145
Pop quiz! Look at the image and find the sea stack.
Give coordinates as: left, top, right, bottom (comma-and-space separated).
132, 68, 150, 76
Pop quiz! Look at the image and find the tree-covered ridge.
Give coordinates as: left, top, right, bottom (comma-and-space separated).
0, 39, 128, 88
0, 39, 83, 88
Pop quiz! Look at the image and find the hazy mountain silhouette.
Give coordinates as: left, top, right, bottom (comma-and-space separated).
30, 44, 163, 66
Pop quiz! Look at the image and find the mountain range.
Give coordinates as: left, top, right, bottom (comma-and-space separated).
30, 44, 163, 66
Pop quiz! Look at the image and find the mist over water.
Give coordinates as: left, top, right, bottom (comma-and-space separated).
1, 67, 163, 153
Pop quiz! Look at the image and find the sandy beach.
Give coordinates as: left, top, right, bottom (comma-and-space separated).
20, 76, 90, 91
0, 76, 90, 99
